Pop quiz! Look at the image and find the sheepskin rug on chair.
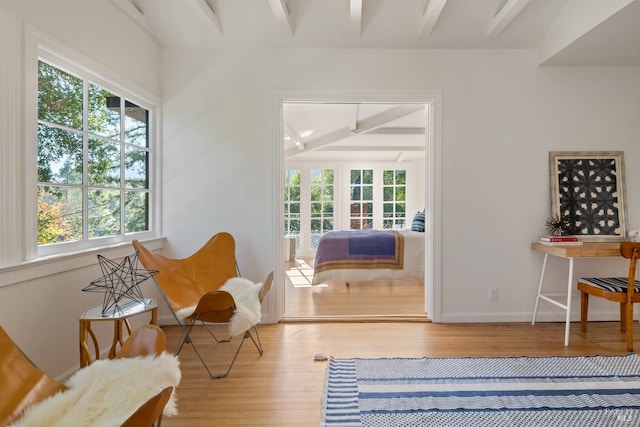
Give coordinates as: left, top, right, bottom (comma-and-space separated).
175, 277, 264, 337
11, 353, 181, 427
220, 277, 264, 336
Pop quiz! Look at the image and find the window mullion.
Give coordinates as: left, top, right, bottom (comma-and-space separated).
82, 80, 89, 241
120, 96, 126, 234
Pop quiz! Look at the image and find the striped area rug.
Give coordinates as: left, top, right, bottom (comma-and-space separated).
320, 354, 640, 426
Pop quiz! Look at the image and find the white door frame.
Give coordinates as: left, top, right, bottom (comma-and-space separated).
270, 89, 442, 322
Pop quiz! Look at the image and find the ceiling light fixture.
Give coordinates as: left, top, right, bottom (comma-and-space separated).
299, 129, 314, 138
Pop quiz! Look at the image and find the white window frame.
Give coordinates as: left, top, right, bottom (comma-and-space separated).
382, 168, 407, 230
343, 163, 415, 231
284, 168, 301, 246
309, 168, 335, 250
23, 29, 161, 261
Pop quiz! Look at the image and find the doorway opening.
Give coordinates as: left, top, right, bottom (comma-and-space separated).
273, 93, 441, 321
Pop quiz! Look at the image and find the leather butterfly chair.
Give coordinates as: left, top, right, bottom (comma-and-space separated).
578, 242, 640, 352
0, 326, 67, 426
132, 232, 274, 378
120, 386, 174, 427
0, 324, 170, 426
114, 324, 167, 360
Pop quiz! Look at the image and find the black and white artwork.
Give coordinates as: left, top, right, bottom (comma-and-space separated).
549, 151, 627, 242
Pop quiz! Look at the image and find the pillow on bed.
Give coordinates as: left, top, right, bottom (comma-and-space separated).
411, 210, 425, 232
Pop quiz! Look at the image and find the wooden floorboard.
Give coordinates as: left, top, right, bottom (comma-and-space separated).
283, 258, 426, 318
160, 321, 637, 426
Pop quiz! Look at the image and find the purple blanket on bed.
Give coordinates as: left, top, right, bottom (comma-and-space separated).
313, 230, 404, 273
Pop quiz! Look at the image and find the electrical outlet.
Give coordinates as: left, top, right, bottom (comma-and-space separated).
489, 288, 498, 301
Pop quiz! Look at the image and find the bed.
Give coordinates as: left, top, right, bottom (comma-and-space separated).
311, 229, 425, 285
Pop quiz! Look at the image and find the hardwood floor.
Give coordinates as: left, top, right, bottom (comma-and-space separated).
160, 321, 637, 426
283, 259, 426, 318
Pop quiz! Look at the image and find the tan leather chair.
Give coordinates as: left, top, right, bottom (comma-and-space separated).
115, 324, 167, 360
132, 233, 273, 378
578, 242, 640, 351
120, 386, 174, 427
1, 325, 170, 426
0, 326, 67, 426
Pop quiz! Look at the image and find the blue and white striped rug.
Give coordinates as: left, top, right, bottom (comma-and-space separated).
320, 354, 640, 426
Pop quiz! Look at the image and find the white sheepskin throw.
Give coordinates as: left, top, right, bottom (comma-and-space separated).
174, 277, 263, 336
11, 353, 181, 427
220, 277, 264, 336
175, 305, 196, 320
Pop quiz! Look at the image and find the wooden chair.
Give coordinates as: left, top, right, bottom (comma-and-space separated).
0, 326, 67, 426
578, 242, 640, 351
132, 233, 274, 378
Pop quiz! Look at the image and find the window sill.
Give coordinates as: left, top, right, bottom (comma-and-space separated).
0, 237, 165, 289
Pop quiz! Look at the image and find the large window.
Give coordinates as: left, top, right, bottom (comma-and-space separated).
37, 59, 151, 247
284, 163, 419, 258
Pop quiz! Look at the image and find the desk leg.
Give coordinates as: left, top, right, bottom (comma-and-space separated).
79, 320, 99, 368
108, 319, 123, 359
563, 258, 575, 346
79, 320, 89, 368
531, 253, 549, 325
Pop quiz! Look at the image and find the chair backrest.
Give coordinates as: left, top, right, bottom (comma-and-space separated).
0, 326, 67, 426
621, 242, 640, 291
132, 232, 238, 312
115, 325, 167, 359
120, 386, 174, 427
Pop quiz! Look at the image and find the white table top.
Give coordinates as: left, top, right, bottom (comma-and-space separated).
80, 298, 156, 320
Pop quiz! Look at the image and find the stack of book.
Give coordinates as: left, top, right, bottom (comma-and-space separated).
538, 236, 583, 246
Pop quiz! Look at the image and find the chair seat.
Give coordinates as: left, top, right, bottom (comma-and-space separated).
579, 277, 640, 293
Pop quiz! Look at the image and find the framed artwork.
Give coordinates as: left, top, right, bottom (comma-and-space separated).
549, 151, 627, 242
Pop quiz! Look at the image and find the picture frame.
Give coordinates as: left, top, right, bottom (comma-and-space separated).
549, 151, 628, 242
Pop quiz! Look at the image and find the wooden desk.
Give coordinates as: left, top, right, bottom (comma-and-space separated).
79, 298, 157, 368
531, 242, 621, 346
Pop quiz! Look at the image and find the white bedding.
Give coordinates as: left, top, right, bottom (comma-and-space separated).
311, 229, 425, 285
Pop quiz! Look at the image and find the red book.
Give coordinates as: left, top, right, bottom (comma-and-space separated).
539, 236, 579, 242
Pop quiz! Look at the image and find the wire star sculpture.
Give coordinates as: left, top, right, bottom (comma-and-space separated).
83, 251, 158, 316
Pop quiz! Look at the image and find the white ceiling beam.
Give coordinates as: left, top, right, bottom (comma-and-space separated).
485, 0, 531, 39
366, 127, 425, 135
317, 145, 424, 152
184, 0, 222, 34
417, 0, 448, 38
354, 105, 424, 135
110, 0, 154, 35
285, 128, 351, 158
347, 105, 358, 132
284, 121, 304, 150
349, 0, 362, 37
286, 105, 424, 158
267, 0, 294, 35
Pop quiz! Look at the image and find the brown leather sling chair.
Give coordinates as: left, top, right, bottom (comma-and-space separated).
133, 232, 273, 378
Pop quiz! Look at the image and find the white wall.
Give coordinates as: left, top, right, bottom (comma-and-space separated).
161, 47, 640, 324
0, 0, 159, 90
0, 0, 161, 379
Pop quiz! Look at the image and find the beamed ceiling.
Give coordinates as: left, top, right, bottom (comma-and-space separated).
110, 0, 640, 161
